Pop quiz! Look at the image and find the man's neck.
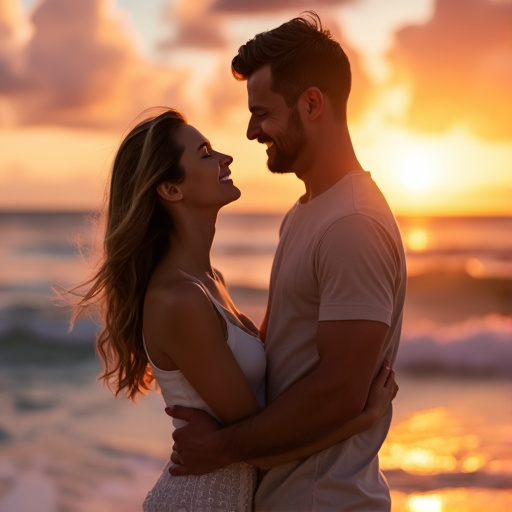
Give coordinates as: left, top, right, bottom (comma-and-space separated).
298, 166, 361, 204
296, 119, 362, 203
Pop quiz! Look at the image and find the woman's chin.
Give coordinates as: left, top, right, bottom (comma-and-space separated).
223, 187, 242, 206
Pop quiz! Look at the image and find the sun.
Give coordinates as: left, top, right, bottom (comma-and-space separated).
399, 154, 437, 191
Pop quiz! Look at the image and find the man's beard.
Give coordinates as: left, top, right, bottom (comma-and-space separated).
267, 106, 305, 174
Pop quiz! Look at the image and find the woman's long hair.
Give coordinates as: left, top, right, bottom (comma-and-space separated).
73, 108, 187, 399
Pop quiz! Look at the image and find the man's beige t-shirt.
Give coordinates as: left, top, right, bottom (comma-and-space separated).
254, 170, 406, 511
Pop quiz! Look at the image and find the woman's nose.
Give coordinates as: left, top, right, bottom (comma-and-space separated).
221, 153, 233, 166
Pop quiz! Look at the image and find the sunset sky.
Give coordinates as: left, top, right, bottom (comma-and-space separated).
0, 0, 511, 215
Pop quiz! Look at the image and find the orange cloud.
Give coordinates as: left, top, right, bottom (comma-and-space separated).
387, 0, 512, 141
159, 19, 226, 50
0, 0, 192, 129
157, 4, 373, 125
211, 0, 355, 13
0, 0, 28, 92
0, 0, 373, 132
158, 0, 227, 50
324, 16, 374, 124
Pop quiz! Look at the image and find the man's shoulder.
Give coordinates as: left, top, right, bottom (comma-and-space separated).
317, 171, 389, 219
281, 171, 398, 239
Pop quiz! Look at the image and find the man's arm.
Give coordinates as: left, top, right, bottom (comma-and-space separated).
249, 361, 397, 469
170, 318, 388, 475
170, 215, 397, 475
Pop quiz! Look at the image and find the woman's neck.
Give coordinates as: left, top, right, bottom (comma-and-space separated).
164, 209, 217, 280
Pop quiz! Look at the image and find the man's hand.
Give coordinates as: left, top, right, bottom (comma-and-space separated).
167, 405, 233, 476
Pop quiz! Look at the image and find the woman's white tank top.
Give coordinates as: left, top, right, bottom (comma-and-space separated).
143, 282, 266, 429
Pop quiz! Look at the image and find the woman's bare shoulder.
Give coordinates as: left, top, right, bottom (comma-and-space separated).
145, 275, 209, 317
143, 274, 223, 358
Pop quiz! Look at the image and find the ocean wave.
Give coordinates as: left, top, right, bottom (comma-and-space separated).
384, 468, 512, 493
15, 241, 80, 258
397, 315, 512, 377
0, 305, 98, 365
1, 299, 510, 377
0, 332, 97, 366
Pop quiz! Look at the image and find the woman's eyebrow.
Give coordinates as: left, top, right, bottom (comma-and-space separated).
196, 141, 210, 152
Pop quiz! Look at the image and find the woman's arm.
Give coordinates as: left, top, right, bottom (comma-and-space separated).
249, 363, 397, 469
145, 280, 261, 425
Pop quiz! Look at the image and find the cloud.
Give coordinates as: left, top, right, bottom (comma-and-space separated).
387, 0, 512, 141
324, 17, 374, 123
0, 0, 193, 129
0, 0, 373, 132
157, 5, 373, 125
0, 0, 29, 91
159, 18, 226, 50
158, 0, 227, 50
211, 0, 355, 14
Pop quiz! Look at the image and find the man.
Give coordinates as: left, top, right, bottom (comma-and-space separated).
169, 12, 406, 511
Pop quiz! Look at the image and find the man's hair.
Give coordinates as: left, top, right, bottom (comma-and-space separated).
232, 11, 351, 119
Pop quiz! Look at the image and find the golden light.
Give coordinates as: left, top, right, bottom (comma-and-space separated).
461, 454, 486, 473
399, 154, 437, 191
380, 409, 487, 476
465, 258, 485, 277
406, 494, 443, 512
394, 488, 512, 512
405, 228, 429, 251
405, 409, 454, 433
386, 444, 458, 474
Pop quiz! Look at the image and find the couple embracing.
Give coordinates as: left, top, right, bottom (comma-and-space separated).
76, 12, 406, 512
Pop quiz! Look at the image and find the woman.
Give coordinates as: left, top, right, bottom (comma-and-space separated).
73, 108, 397, 511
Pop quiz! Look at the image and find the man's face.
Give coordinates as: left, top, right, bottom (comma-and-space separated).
246, 65, 305, 174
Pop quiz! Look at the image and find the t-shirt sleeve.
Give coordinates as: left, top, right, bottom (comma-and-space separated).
315, 214, 398, 325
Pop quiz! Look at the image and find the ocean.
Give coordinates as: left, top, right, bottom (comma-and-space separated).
0, 211, 511, 512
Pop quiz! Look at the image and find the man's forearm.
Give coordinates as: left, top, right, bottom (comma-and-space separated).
170, 320, 387, 476
220, 320, 388, 463
248, 362, 396, 469
248, 408, 380, 469
220, 365, 367, 464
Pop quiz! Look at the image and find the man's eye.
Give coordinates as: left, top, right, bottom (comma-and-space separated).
202, 148, 212, 158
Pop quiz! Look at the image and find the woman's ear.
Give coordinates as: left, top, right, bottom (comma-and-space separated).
157, 182, 183, 202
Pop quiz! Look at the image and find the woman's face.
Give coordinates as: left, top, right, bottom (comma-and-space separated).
175, 124, 241, 208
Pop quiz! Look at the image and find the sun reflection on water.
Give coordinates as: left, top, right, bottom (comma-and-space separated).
405, 228, 429, 252
392, 489, 512, 512
406, 494, 443, 512
385, 378, 512, 511
381, 408, 480, 474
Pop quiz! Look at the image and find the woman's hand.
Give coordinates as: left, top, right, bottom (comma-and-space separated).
363, 362, 398, 421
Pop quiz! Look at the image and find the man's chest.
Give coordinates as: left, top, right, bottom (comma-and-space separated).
270, 227, 321, 304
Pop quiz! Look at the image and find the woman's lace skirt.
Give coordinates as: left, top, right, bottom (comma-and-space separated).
143, 460, 257, 512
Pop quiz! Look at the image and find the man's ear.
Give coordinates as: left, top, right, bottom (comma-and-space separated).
300, 87, 324, 121
157, 182, 183, 202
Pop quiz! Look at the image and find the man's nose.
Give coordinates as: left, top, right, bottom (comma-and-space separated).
246, 117, 260, 140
